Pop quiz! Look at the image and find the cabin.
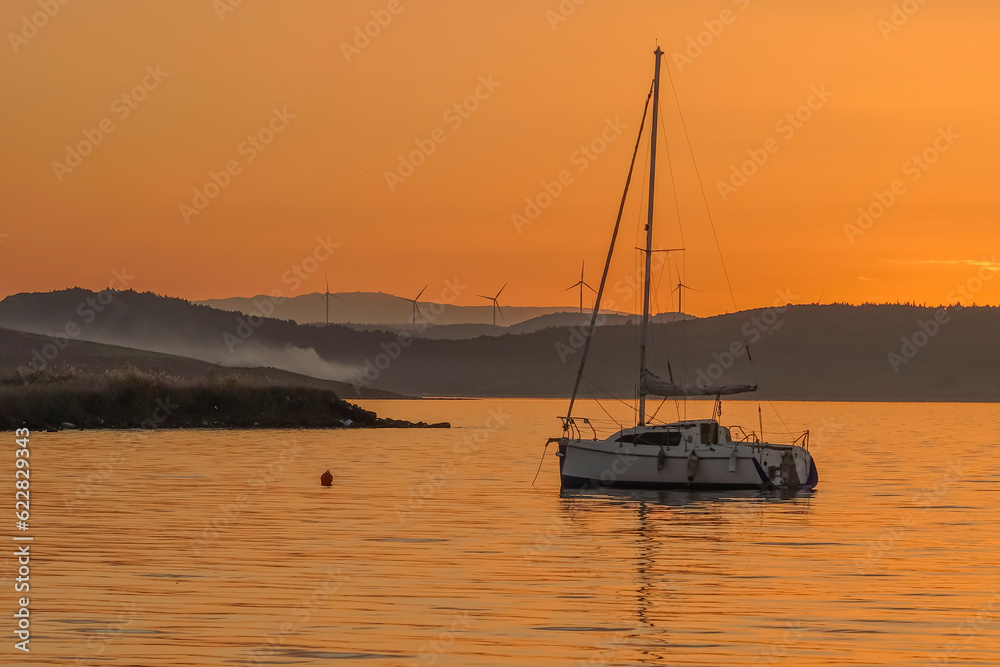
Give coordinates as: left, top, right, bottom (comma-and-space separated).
614, 419, 732, 447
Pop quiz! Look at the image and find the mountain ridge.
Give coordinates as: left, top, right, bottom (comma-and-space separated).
1, 289, 997, 402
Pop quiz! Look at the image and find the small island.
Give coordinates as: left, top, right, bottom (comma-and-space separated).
0, 365, 449, 431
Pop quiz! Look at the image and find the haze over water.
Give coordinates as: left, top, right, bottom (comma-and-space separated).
13, 399, 1000, 666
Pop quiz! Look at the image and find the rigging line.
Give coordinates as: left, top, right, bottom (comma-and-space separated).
582, 376, 637, 414
645, 89, 683, 381
665, 65, 773, 425
565, 81, 654, 422
656, 93, 691, 418
530, 441, 550, 486
662, 57, 738, 314
648, 395, 670, 423
757, 384, 794, 438
634, 135, 651, 366
655, 93, 687, 303
582, 380, 628, 431
632, 102, 653, 390
648, 247, 669, 374
743, 343, 792, 437
658, 93, 686, 256
634, 144, 650, 260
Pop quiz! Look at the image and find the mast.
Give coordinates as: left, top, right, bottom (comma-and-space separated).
638, 47, 663, 426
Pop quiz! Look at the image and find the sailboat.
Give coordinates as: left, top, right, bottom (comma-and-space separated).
552, 48, 818, 491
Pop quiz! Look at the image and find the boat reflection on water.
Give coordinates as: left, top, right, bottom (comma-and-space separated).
544, 489, 816, 664
560, 486, 817, 504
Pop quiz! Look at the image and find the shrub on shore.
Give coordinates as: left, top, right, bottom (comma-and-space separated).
0, 365, 386, 430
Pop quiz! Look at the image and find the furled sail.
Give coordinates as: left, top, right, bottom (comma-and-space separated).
640, 371, 757, 397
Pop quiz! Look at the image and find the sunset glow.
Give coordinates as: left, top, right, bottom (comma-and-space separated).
3, 0, 998, 316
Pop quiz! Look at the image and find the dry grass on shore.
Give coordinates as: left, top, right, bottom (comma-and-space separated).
0, 365, 381, 430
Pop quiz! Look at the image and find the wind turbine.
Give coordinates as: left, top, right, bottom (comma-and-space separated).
668, 272, 699, 314
318, 272, 341, 326
478, 282, 507, 326
408, 285, 427, 324
565, 261, 596, 314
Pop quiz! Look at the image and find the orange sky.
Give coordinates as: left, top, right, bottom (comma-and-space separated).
2, 0, 998, 316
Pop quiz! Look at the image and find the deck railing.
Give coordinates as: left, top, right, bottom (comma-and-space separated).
561, 418, 811, 450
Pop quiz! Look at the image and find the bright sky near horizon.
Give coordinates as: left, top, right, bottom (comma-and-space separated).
2, 0, 998, 316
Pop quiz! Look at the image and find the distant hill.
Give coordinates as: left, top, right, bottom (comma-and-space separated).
0, 290, 400, 392
1, 289, 998, 401
196, 291, 625, 328
0, 327, 400, 399
343, 311, 693, 340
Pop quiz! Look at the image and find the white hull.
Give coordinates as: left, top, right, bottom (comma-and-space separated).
557, 429, 818, 491
551, 50, 820, 493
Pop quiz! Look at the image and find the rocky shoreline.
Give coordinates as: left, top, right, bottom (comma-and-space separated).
1, 366, 450, 432
36, 417, 452, 432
